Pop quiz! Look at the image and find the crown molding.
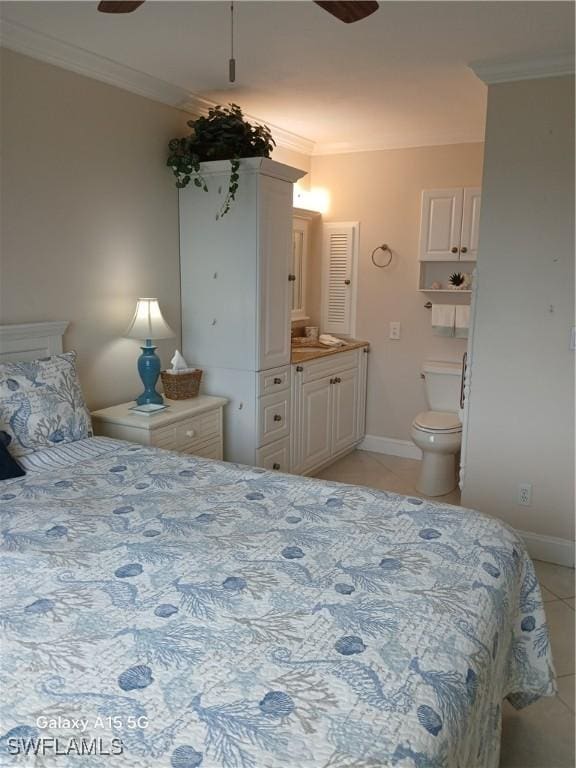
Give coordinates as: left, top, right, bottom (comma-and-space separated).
469, 52, 575, 85
0, 19, 187, 106
1, 19, 503, 160
0, 20, 316, 157
312, 136, 485, 156
182, 95, 316, 156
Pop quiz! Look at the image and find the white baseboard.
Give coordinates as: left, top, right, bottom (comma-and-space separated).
516, 529, 575, 568
357, 437, 573, 568
359, 435, 422, 461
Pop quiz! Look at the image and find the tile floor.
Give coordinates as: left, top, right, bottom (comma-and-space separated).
314, 449, 576, 768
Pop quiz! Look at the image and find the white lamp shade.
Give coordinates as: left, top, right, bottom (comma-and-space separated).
126, 298, 175, 341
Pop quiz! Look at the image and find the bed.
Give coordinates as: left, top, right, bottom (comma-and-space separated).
0, 323, 555, 768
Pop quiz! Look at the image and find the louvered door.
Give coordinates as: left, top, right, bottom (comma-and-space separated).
321, 222, 358, 335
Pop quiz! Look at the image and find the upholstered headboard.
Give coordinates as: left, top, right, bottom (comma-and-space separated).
0, 321, 69, 363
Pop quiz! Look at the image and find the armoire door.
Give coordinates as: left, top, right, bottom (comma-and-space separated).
258, 175, 293, 371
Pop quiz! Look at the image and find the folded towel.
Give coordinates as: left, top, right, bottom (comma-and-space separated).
455, 305, 470, 338
431, 304, 455, 337
319, 334, 347, 347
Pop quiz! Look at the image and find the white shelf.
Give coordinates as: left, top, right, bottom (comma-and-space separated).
418, 288, 472, 294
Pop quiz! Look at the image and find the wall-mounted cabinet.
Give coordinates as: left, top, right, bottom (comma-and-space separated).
419, 187, 481, 262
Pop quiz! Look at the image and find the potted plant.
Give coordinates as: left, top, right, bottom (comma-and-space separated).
167, 103, 275, 218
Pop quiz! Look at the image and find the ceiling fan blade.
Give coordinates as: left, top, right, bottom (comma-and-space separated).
314, 1, 379, 23
97, 1, 145, 13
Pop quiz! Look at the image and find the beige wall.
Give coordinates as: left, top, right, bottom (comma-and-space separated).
311, 143, 484, 442
0, 50, 311, 412
462, 76, 575, 554
0, 49, 190, 409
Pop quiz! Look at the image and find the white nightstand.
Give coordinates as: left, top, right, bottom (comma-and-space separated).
91, 396, 228, 460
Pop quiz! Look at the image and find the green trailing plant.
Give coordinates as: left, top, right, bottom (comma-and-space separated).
167, 103, 275, 218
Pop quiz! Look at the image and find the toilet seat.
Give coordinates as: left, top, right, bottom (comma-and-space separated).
413, 410, 462, 434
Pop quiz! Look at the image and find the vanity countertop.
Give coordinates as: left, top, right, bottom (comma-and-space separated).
291, 338, 369, 364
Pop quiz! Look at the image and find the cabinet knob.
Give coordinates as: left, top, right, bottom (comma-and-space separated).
460, 246, 468, 254
330, 378, 335, 384
185, 429, 196, 438
272, 462, 281, 470
273, 414, 282, 422
288, 274, 296, 282
273, 377, 282, 384
334, 376, 341, 384
451, 246, 459, 254
296, 365, 303, 372
344, 279, 351, 285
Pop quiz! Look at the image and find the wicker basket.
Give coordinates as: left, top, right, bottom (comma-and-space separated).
160, 369, 202, 400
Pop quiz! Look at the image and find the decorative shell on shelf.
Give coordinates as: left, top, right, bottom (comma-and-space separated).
462, 272, 473, 289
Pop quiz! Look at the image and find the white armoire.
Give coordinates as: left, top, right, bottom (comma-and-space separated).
179, 158, 305, 465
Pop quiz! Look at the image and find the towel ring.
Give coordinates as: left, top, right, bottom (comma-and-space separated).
371, 243, 393, 268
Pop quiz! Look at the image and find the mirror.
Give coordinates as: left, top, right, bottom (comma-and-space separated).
291, 218, 308, 321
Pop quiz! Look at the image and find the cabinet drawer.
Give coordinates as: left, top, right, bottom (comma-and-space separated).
258, 390, 290, 447
150, 424, 178, 450
258, 365, 290, 396
299, 350, 359, 383
256, 437, 290, 472
184, 437, 223, 461
176, 409, 221, 451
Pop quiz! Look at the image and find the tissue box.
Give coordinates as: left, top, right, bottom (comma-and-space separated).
160, 369, 202, 400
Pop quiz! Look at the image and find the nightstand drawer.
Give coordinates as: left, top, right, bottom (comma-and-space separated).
91, 396, 227, 457
258, 390, 290, 447
256, 437, 290, 472
258, 366, 290, 396
150, 424, 179, 450
184, 437, 223, 461
177, 409, 221, 451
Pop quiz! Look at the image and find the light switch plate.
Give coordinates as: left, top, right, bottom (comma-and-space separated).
571, 327, 576, 351
389, 321, 401, 340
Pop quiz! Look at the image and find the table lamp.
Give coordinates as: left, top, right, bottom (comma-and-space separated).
126, 298, 175, 405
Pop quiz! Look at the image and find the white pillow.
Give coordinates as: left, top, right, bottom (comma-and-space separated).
0, 351, 92, 457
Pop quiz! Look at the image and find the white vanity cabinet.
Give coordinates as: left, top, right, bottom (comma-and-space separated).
179, 158, 305, 466
291, 347, 368, 475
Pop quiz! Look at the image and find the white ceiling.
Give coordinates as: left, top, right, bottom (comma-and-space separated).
1, 1, 574, 153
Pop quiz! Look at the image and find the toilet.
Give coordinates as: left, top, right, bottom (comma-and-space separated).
411, 361, 463, 497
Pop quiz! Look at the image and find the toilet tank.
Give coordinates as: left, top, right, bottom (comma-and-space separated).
422, 361, 462, 412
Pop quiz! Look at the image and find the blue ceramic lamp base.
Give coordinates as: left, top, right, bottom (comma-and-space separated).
136, 340, 164, 405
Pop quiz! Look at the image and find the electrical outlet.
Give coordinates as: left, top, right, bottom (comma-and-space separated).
518, 483, 532, 507
389, 321, 401, 340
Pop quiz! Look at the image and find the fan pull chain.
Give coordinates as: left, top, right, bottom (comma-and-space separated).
229, 1, 236, 83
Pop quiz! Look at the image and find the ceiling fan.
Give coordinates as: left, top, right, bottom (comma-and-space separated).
97, 1, 379, 24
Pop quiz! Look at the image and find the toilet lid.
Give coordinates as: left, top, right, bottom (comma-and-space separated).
414, 410, 462, 433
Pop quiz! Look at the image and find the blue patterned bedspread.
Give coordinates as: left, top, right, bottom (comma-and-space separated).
0, 439, 555, 768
